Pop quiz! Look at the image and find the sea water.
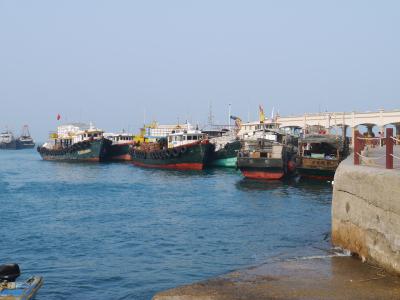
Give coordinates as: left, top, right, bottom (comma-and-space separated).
0, 150, 332, 299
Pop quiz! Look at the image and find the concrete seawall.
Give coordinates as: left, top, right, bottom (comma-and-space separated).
332, 156, 400, 273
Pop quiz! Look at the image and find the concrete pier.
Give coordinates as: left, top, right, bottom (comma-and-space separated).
332, 156, 400, 274
152, 255, 400, 300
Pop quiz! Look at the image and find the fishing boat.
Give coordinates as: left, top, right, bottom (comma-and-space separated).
203, 115, 242, 168
237, 128, 297, 180
297, 133, 348, 180
0, 264, 43, 300
16, 126, 35, 149
37, 123, 111, 162
104, 132, 135, 161
208, 134, 241, 167
130, 129, 214, 170
0, 130, 17, 150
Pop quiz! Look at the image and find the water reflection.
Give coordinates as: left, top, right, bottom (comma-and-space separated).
235, 178, 290, 191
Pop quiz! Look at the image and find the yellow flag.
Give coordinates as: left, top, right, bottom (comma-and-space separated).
259, 105, 265, 123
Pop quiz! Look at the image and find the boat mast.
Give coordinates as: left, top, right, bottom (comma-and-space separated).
21, 125, 30, 137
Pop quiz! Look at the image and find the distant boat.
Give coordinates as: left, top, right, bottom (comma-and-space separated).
16, 125, 35, 149
0, 126, 35, 150
104, 132, 135, 161
37, 123, 111, 162
0, 130, 17, 150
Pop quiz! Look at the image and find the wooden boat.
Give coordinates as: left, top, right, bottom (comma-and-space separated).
0, 264, 43, 300
297, 134, 349, 180
237, 128, 297, 180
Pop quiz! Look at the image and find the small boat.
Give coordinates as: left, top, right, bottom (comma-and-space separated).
297, 133, 349, 180
104, 132, 135, 161
237, 128, 297, 180
37, 123, 111, 162
0, 264, 43, 300
130, 129, 214, 170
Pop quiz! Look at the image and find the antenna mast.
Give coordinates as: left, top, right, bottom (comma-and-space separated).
208, 101, 214, 126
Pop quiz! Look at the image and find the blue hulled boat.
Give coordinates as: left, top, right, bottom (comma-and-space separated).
0, 264, 43, 300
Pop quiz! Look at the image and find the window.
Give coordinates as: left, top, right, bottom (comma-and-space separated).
187, 136, 192, 140
193, 135, 198, 140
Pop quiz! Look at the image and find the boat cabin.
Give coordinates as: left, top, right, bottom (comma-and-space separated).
0, 131, 14, 143
299, 135, 344, 161
167, 130, 206, 148
104, 133, 135, 145
44, 123, 104, 149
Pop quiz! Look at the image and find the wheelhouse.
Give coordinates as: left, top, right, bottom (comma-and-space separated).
104, 133, 135, 144
167, 131, 206, 148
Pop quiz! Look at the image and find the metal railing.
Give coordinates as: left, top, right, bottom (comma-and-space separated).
354, 128, 399, 169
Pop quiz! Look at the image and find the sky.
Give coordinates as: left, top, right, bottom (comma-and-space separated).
0, 0, 399, 140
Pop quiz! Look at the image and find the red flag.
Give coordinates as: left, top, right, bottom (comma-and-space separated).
57, 114, 61, 121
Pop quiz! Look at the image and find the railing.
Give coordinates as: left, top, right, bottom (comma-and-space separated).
354, 128, 399, 169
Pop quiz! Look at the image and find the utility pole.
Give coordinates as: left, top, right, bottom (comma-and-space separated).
228, 104, 231, 127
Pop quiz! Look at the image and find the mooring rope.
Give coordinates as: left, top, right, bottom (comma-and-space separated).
356, 153, 386, 160
390, 136, 400, 143
390, 154, 400, 160
357, 137, 383, 141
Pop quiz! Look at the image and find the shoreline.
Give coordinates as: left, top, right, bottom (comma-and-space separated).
153, 156, 400, 299
152, 252, 400, 300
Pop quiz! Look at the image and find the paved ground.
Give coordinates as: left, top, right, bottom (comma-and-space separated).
153, 255, 400, 300
360, 145, 400, 169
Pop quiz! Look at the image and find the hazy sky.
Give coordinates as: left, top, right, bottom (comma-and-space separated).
1, 1, 399, 139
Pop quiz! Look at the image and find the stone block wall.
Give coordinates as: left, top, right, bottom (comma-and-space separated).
332, 157, 400, 273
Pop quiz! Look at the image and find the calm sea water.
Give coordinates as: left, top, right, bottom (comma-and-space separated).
0, 149, 332, 299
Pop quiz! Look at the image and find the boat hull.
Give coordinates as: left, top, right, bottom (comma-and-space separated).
16, 140, 35, 149
37, 139, 111, 162
209, 140, 241, 167
107, 143, 133, 161
0, 276, 43, 300
297, 157, 339, 180
238, 157, 286, 180
211, 157, 237, 167
130, 141, 213, 170
297, 167, 336, 181
0, 140, 17, 150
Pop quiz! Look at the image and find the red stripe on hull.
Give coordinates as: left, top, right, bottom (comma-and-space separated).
242, 171, 284, 180
109, 154, 132, 161
132, 161, 204, 170
301, 174, 333, 181
42, 157, 100, 162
